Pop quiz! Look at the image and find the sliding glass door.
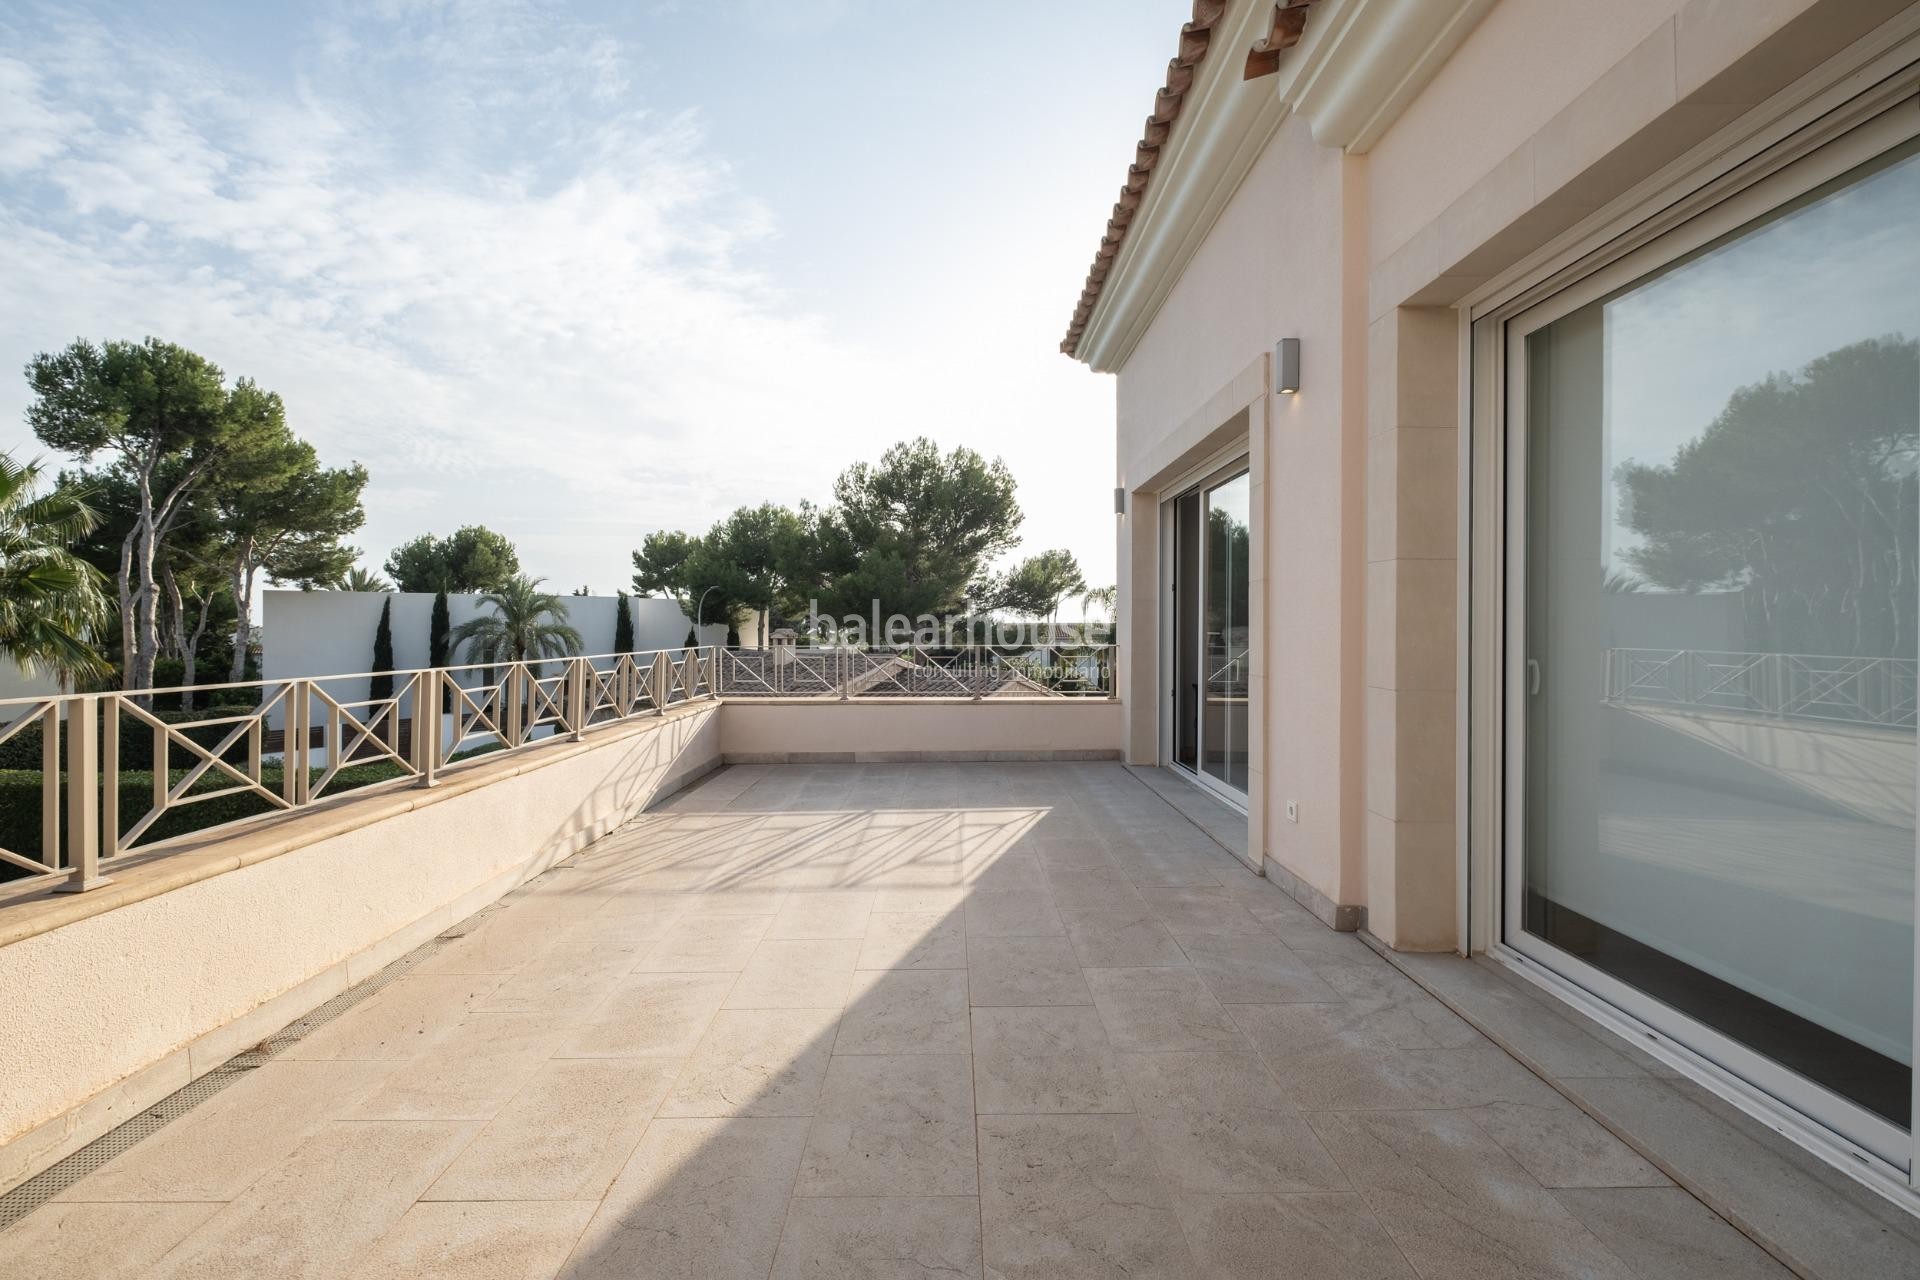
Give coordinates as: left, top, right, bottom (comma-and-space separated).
1169, 462, 1250, 801
1504, 136, 1920, 1166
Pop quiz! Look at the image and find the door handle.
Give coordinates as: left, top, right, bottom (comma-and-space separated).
1527, 658, 1541, 696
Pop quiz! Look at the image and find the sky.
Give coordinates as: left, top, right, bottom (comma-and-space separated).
0, 0, 1177, 596
1598, 146, 1920, 568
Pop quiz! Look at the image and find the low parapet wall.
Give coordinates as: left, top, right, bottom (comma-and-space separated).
0, 702, 720, 1190
719, 697, 1125, 762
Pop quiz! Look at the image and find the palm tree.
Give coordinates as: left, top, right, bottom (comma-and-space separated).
451, 574, 583, 666
334, 566, 392, 592
1080, 584, 1117, 639
0, 453, 112, 686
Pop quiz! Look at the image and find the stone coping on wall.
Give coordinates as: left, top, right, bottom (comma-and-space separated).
0, 700, 721, 951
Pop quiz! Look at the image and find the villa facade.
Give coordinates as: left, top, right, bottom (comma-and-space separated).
1070, 0, 1920, 1198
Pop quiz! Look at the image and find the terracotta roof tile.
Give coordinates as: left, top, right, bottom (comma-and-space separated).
1060, 2, 1318, 359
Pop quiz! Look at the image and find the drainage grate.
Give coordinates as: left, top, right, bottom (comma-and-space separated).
0, 895, 519, 1233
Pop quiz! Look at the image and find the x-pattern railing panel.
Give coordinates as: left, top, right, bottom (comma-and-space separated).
1604, 647, 1918, 730
0, 641, 1118, 896
0, 700, 62, 877
712, 646, 1117, 699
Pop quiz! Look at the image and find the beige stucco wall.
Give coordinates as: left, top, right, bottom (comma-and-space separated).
1366, 0, 1685, 266
1103, 0, 1908, 948
0, 704, 719, 1186
1115, 113, 1368, 920
720, 699, 1123, 762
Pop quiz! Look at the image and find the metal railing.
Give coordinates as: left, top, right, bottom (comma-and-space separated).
714, 644, 1116, 700
0, 646, 720, 893
1602, 647, 1918, 731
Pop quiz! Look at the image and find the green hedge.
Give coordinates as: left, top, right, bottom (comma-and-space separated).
0, 760, 407, 875
0, 742, 506, 879
0, 705, 266, 772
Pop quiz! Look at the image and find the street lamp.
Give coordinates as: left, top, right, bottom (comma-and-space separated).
694, 585, 718, 647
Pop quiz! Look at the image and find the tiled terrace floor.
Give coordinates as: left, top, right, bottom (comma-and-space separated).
1, 762, 1817, 1277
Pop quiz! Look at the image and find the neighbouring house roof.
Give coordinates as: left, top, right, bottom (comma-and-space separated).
1060, 1, 1318, 360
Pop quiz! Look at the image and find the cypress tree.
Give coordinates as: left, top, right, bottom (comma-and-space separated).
429, 590, 451, 667
429, 589, 452, 711
370, 597, 395, 701
614, 590, 635, 653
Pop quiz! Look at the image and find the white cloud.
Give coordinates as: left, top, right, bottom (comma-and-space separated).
0, 3, 927, 588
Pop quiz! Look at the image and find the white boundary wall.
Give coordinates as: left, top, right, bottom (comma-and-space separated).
262, 590, 727, 695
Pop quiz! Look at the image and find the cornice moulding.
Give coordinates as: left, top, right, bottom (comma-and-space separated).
1074, 0, 1494, 373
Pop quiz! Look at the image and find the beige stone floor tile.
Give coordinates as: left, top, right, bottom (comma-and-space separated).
1046, 869, 1145, 911
1174, 1192, 1418, 1279
1233, 1004, 1561, 1112
1138, 886, 1268, 937
1060, 904, 1187, 968
1120, 1050, 1347, 1195
414, 907, 586, 976
1567, 1074, 1920, 1277
857, 910, 967, 969
55, 1059, 394, 1202
1392, 954, 1652, 1079
1467, 1100, 1670, 1189
425, 1058, 678, 1200
835, 968, 971, 1055
658, 1006, 840, 1117
350, 1200, 597, 1280
797, 1053, 977, 1197
1551, 1187, 1797, 1279
770, 1196, 982, 1280
144, 1120, 478, 1280
278, 973, 503, 1062
1307, 1109, 1637, 1280
967, 936, 1092, 1006
635, 913, 773, 971
764, 890, 876, 939
559, 970, 733, 1057
971, 1005, 1132, 1114
963, 888, 1065, 937
573, 901, 684, 943
724, 938, 862, 1009
1180, 935, 1342, 1004
871, 885, 970, 913
350, 1010, 571, 1121
1111, 852, 1228, 887
0, 1202, 221, 1280
1084, 965, 1249, 1052
977, 1112, 1197, 1279
558, 1116, 808, 1280
475, 939, 645, 1014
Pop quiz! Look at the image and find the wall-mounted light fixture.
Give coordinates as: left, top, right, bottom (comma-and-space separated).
1276, 338, 1301, 394
1113, 486, 1127, 516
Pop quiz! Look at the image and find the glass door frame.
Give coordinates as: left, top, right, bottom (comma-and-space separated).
1483, 92, 1920, 1184
1161, 455, 1253, 810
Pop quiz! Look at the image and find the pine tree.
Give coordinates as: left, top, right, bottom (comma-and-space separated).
370, 597, 395, 701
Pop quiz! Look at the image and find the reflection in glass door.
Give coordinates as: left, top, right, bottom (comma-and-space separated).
1508, 140, 1919, 1163
1170, 463, 1250, 800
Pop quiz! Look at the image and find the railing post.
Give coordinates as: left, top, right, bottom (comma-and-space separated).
281, 682, 303, 807
707, 646, 719, 700
415, 669, 439, 787
55, 697, 110, 893
651, 652, 668, 715
505, 665, 524, 745
101, 695, 119, 856
569, 657, 587, 741
40, 702, 60, 871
